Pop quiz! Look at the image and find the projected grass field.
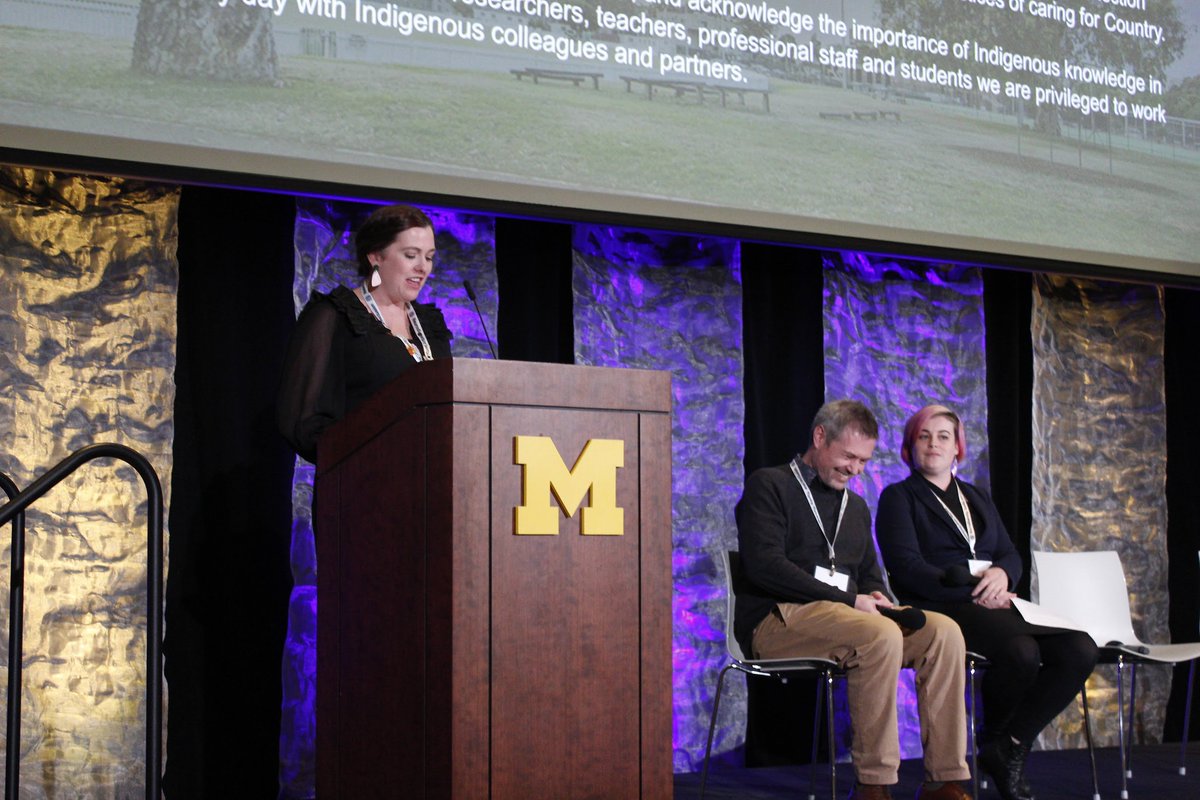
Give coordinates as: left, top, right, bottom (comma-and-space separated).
1, 24, 1196, 264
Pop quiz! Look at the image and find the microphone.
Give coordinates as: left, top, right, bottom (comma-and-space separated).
941, 563, 981, 588
463, 279, 497, 359
878, 605, 926, 630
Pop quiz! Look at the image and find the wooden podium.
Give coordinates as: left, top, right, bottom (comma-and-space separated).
314, 358, 672, 800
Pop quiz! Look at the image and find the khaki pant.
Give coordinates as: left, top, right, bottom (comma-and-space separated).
752, 601, 970, 786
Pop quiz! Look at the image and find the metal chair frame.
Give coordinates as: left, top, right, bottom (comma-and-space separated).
700, 551, 845, 800
1034, 549, 1200, 800
966, 649, 1102, 800
966, 651, 987, 798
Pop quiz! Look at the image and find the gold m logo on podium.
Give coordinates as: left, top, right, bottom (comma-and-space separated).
513, 436, 625, 535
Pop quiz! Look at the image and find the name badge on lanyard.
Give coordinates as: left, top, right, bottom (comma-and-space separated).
968, 559, 993, 577
814, 565, 850, 591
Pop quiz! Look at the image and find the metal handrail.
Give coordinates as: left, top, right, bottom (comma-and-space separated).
0, 444, 164, 800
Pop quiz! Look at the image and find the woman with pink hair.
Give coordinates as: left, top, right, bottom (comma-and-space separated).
876, 405, 1096, 800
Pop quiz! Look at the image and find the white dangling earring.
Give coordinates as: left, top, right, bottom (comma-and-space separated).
370, 266, 382, 288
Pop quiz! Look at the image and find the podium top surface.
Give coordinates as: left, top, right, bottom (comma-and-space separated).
416, 358, 671, 409
317, 358, 672, 472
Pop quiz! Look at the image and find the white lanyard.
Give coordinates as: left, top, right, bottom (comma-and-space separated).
360, 283, 433, 362
929, 481, 977, 558
789, 459, 848, 568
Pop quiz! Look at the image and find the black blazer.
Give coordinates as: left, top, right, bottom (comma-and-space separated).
876, 473, 1023, 605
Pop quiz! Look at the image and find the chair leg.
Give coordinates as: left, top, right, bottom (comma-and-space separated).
1081, 683, 1101, 800
810, 676, 822, 800
1125, 662, 1137, 780
967, 657, 980, 799
699, 664, 734, 800
1116, 657, 1129, 800
826, 670, 840, 800
1180, 660, 1196, 776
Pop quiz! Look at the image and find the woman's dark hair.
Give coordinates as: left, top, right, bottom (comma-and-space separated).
354, 204, 434, 278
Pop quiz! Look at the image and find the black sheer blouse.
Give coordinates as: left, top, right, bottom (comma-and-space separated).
277, 286, 453, 461
920, 475, 974, 530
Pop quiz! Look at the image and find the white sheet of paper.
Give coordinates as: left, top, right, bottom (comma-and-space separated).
814, 566, 850, 591
1011, 598, 1092, 634
968, 559, 993, 577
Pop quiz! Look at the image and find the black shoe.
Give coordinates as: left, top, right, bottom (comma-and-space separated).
977, 733, 1033, 797
978, 736, 1033, 800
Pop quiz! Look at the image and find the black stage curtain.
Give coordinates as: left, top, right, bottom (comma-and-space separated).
1164, 287, 1200, 743
982, 269, 1035, 598
495, 217, 574, 364
739, 242, 827, 766
166, 186, 298, 799
741, 243, 826, 476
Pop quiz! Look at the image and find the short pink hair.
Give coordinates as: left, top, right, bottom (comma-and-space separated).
900, 405, 967, 468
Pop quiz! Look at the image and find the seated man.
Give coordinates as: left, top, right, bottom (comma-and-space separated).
735, 399, 972, 800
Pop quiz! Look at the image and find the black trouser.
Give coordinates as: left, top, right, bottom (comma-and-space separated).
928, 602, 1099, 744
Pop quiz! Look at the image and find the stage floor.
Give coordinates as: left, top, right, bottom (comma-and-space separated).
675, 743, 1200, 799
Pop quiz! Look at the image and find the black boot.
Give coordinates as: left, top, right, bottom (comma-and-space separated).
978, 736, 1033, 800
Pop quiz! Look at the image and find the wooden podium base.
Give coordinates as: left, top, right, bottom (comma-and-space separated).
315, 359, 672, 799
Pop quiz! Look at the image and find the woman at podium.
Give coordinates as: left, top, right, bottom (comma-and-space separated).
876, 404, 1097, 800
277, 204, 452, 462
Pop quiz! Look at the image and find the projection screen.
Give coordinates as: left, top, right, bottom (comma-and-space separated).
2, 0, 1198, 277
